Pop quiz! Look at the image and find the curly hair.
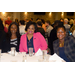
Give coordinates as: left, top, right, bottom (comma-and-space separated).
25, 21, 37, 33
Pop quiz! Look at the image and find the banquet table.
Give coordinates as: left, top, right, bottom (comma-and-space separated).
0, 53, 65, 62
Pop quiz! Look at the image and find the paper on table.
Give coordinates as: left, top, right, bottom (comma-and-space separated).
49, 53, 65, 62
35, 48, 43, 56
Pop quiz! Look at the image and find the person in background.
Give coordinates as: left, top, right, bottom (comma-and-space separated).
5, 16, 12, 26
5, 17, 12, 30
45, 20, 53, 49
41, 19, 46, 32
0, 18, 8, 33
36, 18, 40, 21
45, 20, 53, 37
49, 20, 60, 55
19, 20, 26, 35
69, 18, 74, 28
24, 18, 29, 25
29, 18, 33, 22
15, 18, 19, 24
51, 23, 54, 28
36, 20, 45, 37
70, 19, 75, 37
67, 18, 70, 24
3, 22, 21, 52
60, 18, 64, 22
70, 19, 75, 33
19, 21, 48, 53
64, 18, 70, 36
53, 25, 75, 62
60, 18, 64, 26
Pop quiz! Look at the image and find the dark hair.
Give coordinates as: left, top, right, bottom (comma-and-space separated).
25, 21, 37, 33
36, 18, 40, 21
56, 25, 66, 32
15, 18, 18, 22
31, 18, 33, 20
7, 22, 20, 40
0, 18, 4, 30
19, 20, 25, 25
41, 19, 45, 24
60, 18, 64, 21
45, 20, 51, 25
36, 21, 42, 27
54, 20, 61, 27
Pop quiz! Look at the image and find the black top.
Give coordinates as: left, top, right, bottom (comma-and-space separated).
0, 30, 6, 51
0, 19, 5, 48
37, 27, 45, 37
10, 38, 18, 52
2, 35, 21, 53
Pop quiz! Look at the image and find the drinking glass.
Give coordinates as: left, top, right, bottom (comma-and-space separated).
22, 52, 27, 62
11, 47, 16, 56
29, 48, 33, 56
42, 50, 47, 59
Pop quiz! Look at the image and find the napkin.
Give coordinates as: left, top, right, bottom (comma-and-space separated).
35, 48, 43, 56
49, 53, 65, 62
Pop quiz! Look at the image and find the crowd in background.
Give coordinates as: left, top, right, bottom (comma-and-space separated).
2, 17, 75, 37
0, 16, 75, 62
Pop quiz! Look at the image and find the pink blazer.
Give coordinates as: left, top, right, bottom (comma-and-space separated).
19, 32, 48, 53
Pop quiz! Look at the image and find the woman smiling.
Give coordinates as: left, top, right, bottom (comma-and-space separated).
19, 21, 48, 53
3, 22, 21, 52
53, 25, 75, 62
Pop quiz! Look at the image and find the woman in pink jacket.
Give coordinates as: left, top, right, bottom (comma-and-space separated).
19, 21, 48, 53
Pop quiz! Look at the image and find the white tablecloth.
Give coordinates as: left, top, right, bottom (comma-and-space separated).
0, 53, 65, 62
0, 53, 42, 62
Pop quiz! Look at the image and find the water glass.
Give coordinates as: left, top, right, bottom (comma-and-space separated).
42, 50, 47, 59
11, 47, 16, 56
29, 48, 33, 56
22, 52, 27, 62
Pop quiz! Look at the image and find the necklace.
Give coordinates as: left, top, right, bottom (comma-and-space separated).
59, 42, 64, 47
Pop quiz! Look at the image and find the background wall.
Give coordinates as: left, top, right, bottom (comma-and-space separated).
0, 12, 75, 25
64, 12, 75, 19
20, 12, 55, 24
0, 12, 13, 21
